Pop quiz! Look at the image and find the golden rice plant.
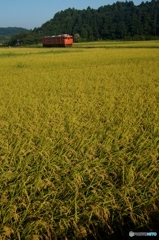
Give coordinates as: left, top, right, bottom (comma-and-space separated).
0, 44, 159, 239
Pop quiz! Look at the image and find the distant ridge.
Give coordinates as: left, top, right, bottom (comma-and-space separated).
7, 0, 159, 45
0, 27, 28, 37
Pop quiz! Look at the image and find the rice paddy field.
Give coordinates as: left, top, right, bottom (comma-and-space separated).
0, 41, 159, 239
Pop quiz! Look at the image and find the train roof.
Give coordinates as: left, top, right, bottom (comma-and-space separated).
43, 34, 72, 38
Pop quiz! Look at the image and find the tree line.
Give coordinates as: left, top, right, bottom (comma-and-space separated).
0, 27, 28, 37
0, 27, 28, 45
8, 0, 159, 45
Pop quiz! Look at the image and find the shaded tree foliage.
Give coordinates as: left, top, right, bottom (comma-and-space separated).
0, 27, 28, 45
0, 27, 28, 37
8, 0, 159, 45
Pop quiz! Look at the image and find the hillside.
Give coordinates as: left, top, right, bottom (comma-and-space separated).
0, 27, 28, 45
0, 27, 28, 37
8, 0, 159, 45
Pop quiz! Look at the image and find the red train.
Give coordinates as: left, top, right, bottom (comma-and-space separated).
42, 34, 73, 47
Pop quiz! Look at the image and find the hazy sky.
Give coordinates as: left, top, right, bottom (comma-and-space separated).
1, 0, 148, 29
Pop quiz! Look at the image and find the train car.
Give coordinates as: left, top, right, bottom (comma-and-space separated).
42, 34, 73, 47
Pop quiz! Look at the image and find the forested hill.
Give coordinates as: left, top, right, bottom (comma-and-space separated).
8, 0, 159, 45
0, 27, 28, 45
0, 27, 28, 37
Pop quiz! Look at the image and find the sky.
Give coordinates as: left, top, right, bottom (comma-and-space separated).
1, 0, 148, 30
